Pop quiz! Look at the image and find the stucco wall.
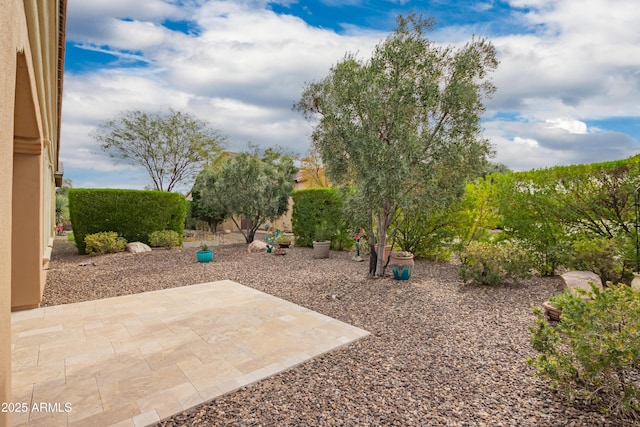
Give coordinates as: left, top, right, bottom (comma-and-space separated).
0, 2, 27, 423
1, 1, 62, 424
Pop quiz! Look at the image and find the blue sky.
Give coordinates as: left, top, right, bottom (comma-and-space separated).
61, 0, 640, 192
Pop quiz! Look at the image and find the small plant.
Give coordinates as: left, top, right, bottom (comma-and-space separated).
528, 283, 640, 420
392, 250, 413, 258
149, 230, 181, 248
199, 243, 209, 252
459, 240, 532, 285
67, 232, 75, 242
277, 234, 292, 244
314, 221, 333, 242
264, 227, 282, 246
84, 231, 127, 255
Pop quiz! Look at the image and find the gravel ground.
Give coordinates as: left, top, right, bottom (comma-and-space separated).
43, 237, 629, 426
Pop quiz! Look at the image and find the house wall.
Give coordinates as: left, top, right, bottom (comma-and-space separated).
0, 0, 63, 424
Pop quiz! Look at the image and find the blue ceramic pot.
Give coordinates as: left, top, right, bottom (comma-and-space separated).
196, 249, 213, 263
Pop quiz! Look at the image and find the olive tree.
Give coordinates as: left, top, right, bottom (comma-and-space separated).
201, 149, 296, 243
295, 14, 498, 276
93, 108, 226, 192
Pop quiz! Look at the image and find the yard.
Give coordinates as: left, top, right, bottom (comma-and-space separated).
43, 237, 624, 426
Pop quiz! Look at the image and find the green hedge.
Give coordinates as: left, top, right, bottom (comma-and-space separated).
291, 188, 344, 248
69, 188, 186, 254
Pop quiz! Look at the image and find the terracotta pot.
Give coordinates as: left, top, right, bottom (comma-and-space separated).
374, 244, 392, 263
390, 254, 414, 280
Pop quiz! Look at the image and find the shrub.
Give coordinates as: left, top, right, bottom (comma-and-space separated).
459, 240, 532, 285
84, 231, 127, 255
291, 188, 343, 248
568, 236, 630, 284
69, 188, 186, 254
528, 284, 640, 419
149, 230, 181, 248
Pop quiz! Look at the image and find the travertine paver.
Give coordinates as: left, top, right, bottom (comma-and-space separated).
11, 280, 369, 426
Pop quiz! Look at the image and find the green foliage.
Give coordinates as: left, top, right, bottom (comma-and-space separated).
459, 241, 533, 285
84, 232, 127, 255
393, 208, 455, 261
495, 155, 640, 275
291, 188, 343, 247
567, 236, 631, 284
528, 284, 640, 419
210, 148, 296, 243
69, 188, 186, 254
452, 176, 503, 248
295, 13, 497, 276
93, 108, 226, 191
190, 156, 230, 231
149, 230, 181, 248
67, 232, 74, 242
55, 194, 70, 224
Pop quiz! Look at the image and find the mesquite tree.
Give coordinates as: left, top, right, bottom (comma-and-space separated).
94, 108, 226, 192
295, 14, 498, 276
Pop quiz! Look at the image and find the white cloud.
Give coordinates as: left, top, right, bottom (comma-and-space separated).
545, 118, 587, 134
61, 0, 640, 189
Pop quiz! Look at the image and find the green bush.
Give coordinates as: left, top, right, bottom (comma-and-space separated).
149, 230, 181, 248
568, 236, 630, 284
84, 231, 127, 255
292, 188, 344, 248
459, 240, 532, 285
528, 284, 640, 419
69, 188, 186, 254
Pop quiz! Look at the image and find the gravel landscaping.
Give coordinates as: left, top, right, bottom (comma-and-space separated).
43, 237, 630, 426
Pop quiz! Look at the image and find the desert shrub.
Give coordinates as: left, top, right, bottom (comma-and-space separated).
528, 284, 640, 420
459, 240, 532, 285
84, 231, 127, 255
149, 230, 181, 248
567, 236, 630, 284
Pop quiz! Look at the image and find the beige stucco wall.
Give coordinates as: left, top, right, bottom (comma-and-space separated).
1, 0, 63, 424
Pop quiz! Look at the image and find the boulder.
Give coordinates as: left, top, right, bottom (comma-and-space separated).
561, 270, 603, 297
126, 242, 152, 253
247, 240, 268, 253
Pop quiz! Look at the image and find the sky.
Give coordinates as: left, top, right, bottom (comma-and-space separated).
61, 0, 640, 192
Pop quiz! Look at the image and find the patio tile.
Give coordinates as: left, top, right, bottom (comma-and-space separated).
11, 280, 369, 426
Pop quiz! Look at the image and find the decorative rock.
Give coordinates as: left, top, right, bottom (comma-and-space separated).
247, 240, 268, 253
632, 273, 640, 292
560, 270, 603, 297
542, 301, 561, 321
126, 242, 152, 253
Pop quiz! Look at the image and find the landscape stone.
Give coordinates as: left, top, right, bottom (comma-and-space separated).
247, 240, 268, 253
126, 242, 152, 253
560, 270, 603, 296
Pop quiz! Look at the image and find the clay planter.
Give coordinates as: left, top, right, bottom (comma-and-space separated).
313, 240, 331, 258
196, 249, 213, 263
278, 242, 291, 249
374, 244, 392, 264
389, 254, 414, 280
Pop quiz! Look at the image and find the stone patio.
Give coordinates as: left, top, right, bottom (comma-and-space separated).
11, 280, 369, 426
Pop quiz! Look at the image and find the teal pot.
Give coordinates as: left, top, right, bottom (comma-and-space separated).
197, 249, 213, 263
390, 254, 414, 280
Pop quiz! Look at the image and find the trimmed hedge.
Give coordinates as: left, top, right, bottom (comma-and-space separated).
69, 188, 186, 254
291, 188, 343, 248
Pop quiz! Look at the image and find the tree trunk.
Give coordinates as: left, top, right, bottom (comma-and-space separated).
369, 243, 377, 275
